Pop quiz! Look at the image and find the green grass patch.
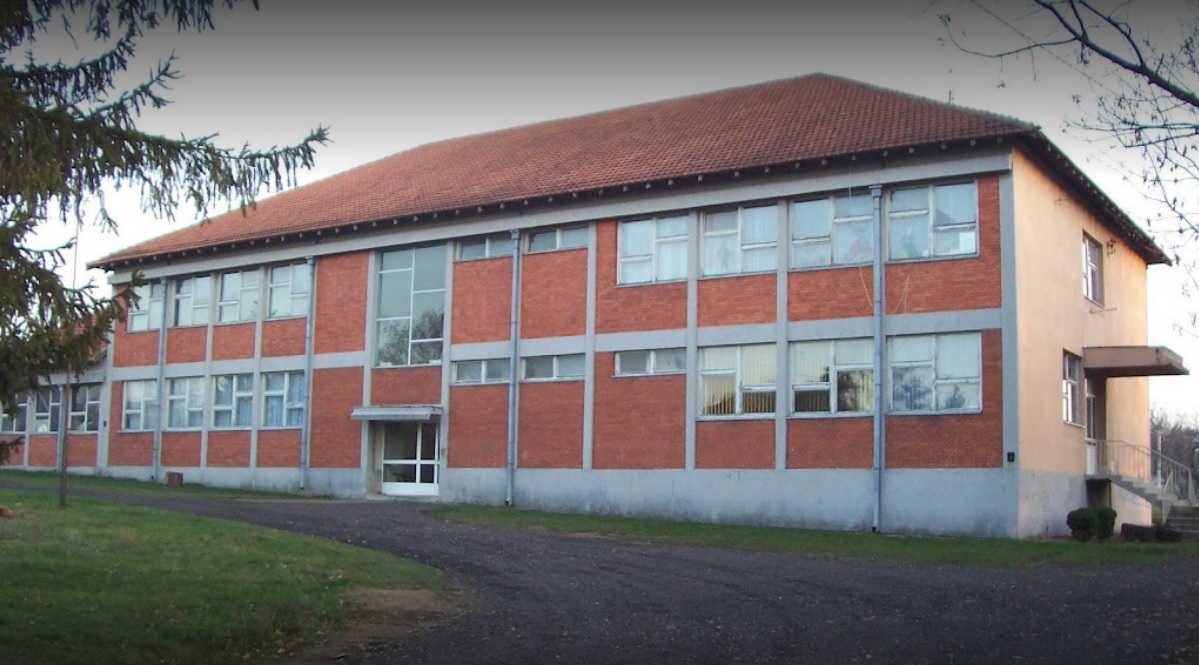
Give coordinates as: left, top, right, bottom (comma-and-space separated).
429, 504, 1199, 566
0, 489, 444, 665
0, 469, 318, 500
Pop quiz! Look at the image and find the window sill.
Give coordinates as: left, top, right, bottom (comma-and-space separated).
213, 320, 257, 327
520, 377, 584, 384
210, 427, 252, 432
455, 254, 514, 263
1063, 420, 1086, 429
698, 270, 777, 281
258, 426, 302, 431
375, 362, 444, 370
615, 277, 687, 289
789, 261, 873, 273
451, 381, 510, 387
265, 314, 308, 323
696, 414, 776, 421
612, 372, 685, 379
789, 412, 872, 420
887, 408, 983, 417
885, 251, 979, 265
163, 428, 203, 433
525, 246, 587, 256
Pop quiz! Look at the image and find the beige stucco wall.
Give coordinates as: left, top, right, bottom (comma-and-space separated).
1010, 148, 1150, 477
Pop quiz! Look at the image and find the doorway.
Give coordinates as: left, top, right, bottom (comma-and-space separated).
380, 421, 439, 496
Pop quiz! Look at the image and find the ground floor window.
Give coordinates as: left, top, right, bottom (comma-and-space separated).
700, 344, 776, 416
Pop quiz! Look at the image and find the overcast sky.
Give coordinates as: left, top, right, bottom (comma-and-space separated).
23, 0, 1199, 416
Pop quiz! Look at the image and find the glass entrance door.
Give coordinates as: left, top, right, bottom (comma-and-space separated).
380, 421, 439, 496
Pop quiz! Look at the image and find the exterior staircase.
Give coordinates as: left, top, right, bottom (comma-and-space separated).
1093, 439, 1199, 539
1165, 505, 1199, 540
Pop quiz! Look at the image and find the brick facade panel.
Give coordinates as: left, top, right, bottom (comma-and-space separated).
695, 419, 775, 469
593, 353, 685, 469
257, 429, 301, 467
447, 385, 508, 468
698, 274, 776, 327
314, 252, 368, 354
26, 435, 58, 467
113, 330, 159, 367
108, 432, 153, 466
66, 434, 98, 467
212, 323, 255, 360
789, 267, 874, 321
261, 318, 307, 357
160, 432, 201, 467
518, 381, 583, 468
452, 258, 512, 343
165, 327, 206, 364
371, 366, 441, 405
207, 430, 251, 468
787, 417, 873, 468
310, 367, 363, 469
521, 250, 587, 338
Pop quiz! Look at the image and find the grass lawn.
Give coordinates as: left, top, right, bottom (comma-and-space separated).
0, 469, 318, 500
429, 504, 1199, 567
0, 489, 444, 665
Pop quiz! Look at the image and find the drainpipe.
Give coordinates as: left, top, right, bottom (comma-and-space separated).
505, 229, 523, 506
300, 256, 317, 491
870, 184, 886, 532
152, 284, 168, 482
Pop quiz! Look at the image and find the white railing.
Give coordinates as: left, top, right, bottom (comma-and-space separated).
1094, 439, 1197, 503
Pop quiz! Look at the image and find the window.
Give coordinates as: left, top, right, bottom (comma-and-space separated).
376, 245, 446, 366
217, 269, 261, 323
123, 380, 159, 431
458, 234, 515, 260
262, 371, 305, 428
528, 226, 588, 253
32, 386, 61, 433
453, 359, 511, 384
1083, 234, 1104, 304
167, 377, 205, 429
618, 215, 688, 284
1063, 352, 1082, 425
888, 182, 977, 260
268, 263, 312, 319
68, 384, 101, 432
702, 204, 777, 276
889, 333, 981, 413
615, 348, 686, 376
791, 193, 874, 268
700, 344, 776, 416
790, 339, 873, 414
172, 275, 212, 327
128, 282, 164, 332
522, 354, 585, 380
1, 393, 27, 433
212, 374, 254, 428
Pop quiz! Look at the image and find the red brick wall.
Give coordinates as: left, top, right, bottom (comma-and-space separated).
452, 257, 512, 343
206, 431, 251, 467
212, 323, 255, 360
371, 366, 441, 404
787, 418, 873, 468
697, 274, 775, 327
521, 249, 587, 338
887, 329, 1003, 468
309, 367, 363, 468
261, 318, 307, 357
108, 432, 153, 466
113, 330, 159, 367
26, 435, 57, 466
314, 252, 368, 354
67, 434, 98, 467
789, 267, 875, 321
0, 437, 24, 466
257, 429, 301, 467
595, 221, 687, 333
592, 353, 685, 469
518, 381, 583, 468
447, 385, 508, 468
160, 432, 201, 467
884, 176, 1001, 314
695, 419, 775, 469
165, 327, 206, 364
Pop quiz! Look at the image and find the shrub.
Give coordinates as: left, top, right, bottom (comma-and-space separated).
1095, 507, 1117, 540
1066, 508, 1097, 542
1157, 524, 1184, 543
1120, 523, 1156, 542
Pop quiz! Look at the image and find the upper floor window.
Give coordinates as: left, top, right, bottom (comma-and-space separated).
700, 344, 776, 416
32, 386, 62, 433
702, 204, 777, 276
212, 374, 254, 429
453, 359, 512, 384
173, 275, 212, 327
0, 392, 27, 433
458, 234, 515, 260
790, 339, 873, 415
888, 182, 977, 261
1063, 351, 1082, 425
889, 333, 981, 413
122, 380, 159, 431
376, 245, 446, 366
128, 282, 164, 332
523, 354, 585, 381
1083, 234, 1104, 304
528, 226, 587, 253
268, 263, 311, 319
791, 193, 873, 269
262, 371, 305, 428
615, 348, 686, 376
618, 215, 688, 284
68, 384, 101, 432
218, 269, 260, 323
166, 377, 206, 430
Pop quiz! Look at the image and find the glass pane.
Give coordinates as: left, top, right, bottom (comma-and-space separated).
239, 290, 258, 321
890, 188, 927, 213
411, 292, 445, 340
702, 234, 738, 276
656, 239, 687, 281
560, 226, 588, 248
742, 246, 776, 273
490, 235, 515, 256
220, 273, 239, 301
702, 374, 736, 415
934, 183, 977, 226
525, 356, 554, 379
213, 376, 232, 406
835, 338, 873, 365
270, 265, 290, 286
380, 248, 413, 271
792, 240, 831, 269
86, 403, 99, 430
383, 464, 417, 483
420, 423, 438, 460
485, 359, 511, 382
557, 354, 585, 377
835, 194, 872, 219
742, 390, 776, 414
836, 369, 873, 412
419, 465, 436, 484
286, 407, 304, 428
620, 259, 653, 284
194, 276, 212, 304
936, 383, 980, 410
791, 199, 828, 240
214, 410, 232, 428
269, 286, 290, 318
656, 215, 689, 238
410, 341, 442, 364
833, 220, 873, 264
703, 210, 738, 234
241, 270, 259, 288
286, 373, 304, 402
377, 272, 412, 319
890, 336, 934, 363
456, 361, 483, 383
934, 228, 977, 256
376, 319, 410, 366
169, 401, 185, 428
889, 215, 930, 259
790, 342, 829, 384
741, 206, 777, 244
892, 367, 935, 411
265, 373, 285, 392
741, 345, 776, 387
619, 220, 653, 257
528, 230, 557, 252
218, 303, 238, 323
701, 347, 737, 371
617, 351, 650, 375
263, 396, 283, 427
236, 374, 254, 392
655, 349, 686, 373
936, 334, 981, 379
292, 265, 310, 295
794, 389, 831, 413
235, 397, 253, 427
383, 423, 414, 459
148, 298, 164, 327
459, 239, 486, 260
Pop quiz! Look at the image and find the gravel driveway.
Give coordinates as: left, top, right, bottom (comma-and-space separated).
43, 493, 1199, 664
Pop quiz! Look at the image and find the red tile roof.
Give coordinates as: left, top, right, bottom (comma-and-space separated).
93, 73, 1166, 267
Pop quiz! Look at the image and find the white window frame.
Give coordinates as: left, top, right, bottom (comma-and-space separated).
887, 181, 978, 261
1063, 351, 1083, 425
376, 245, 447, 367
172, 275, 212, 328
0, 392, 27, 433
617, 215, 689, 284
122, 380, 159, 432
68, 383, 102, 432
166, 377, 206, 430
217, 269, 261, 323
790, 193, 874, 269
614, 348, 686, 376
527, 226, 588, 253
128, 282, 164, 332
888, 333, 982, 414
699, 344, 777, 417
1083, 234, 1104, 305
267, 263, 312, 319
212, 374, 255, 429
32, 386, 61, 433
262, 371, 305, 428
700, 203, 778, 277
452, 359, 512, 384
789, 339, 874, 416
458, 234, 515, 260
522, 354, 586, 381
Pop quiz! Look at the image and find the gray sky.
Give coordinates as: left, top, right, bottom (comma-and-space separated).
24, 0, 1199, 416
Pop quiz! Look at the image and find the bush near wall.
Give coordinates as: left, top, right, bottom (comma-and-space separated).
1067, 507, 1117, 541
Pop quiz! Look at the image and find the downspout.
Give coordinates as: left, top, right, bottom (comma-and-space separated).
870, 184, 886, 532
300, 256, 317, 491
505, 229, 523, 506
152, 285, 168, 482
